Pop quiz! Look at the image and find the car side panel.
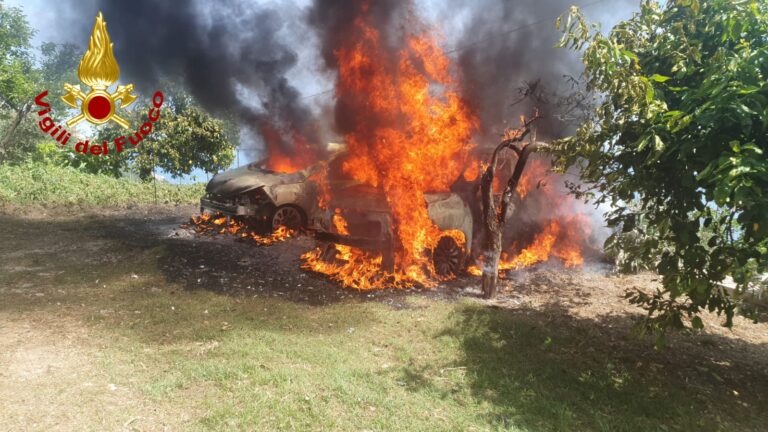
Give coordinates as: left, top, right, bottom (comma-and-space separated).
266, 182, 316, 213
427, 193, 474, 252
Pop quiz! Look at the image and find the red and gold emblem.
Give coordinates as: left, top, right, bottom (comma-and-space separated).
61, 12, 137, 129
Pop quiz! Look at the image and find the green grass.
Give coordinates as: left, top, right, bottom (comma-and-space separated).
0, 161, 204, 206
1, 215, 766, 431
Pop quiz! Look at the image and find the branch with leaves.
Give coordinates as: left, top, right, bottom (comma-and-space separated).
555, 0, 768, 341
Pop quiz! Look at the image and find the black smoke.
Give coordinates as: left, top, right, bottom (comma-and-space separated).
308, 0, 636, 144
444, 0, 636, 143
57, 0, 321, 161
55, 0, 636, 159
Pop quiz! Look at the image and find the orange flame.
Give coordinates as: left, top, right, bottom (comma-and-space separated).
462, 157, 481, 182
466, 155, 593, 279
260, 122, 317, 173
245, 225, 296, 246
515, 158, 549, 199
188, 213, 296, 245
301, 209, 468, 290
302, 6, 477, 289
302, 211, 395, 290
468, 212, 592, 277
309, 162, 332, 210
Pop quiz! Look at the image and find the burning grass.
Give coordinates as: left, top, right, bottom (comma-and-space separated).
185, 212, 296, 246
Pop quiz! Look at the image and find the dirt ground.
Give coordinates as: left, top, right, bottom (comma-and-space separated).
1, 204, 766, 430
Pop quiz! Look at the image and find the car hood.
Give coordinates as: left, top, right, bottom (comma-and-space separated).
206, 165, 306, 196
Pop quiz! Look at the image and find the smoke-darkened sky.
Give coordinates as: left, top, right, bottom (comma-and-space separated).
8, 0, 638, 161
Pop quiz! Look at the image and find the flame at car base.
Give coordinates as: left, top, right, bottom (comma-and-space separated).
468, 215, 592, 278
301, 208, 469, 290
468, 158, 594, 278
188, 213, 296, 245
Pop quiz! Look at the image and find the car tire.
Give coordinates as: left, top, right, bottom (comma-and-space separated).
271, 205, 306, 231
433, 235, 465, 277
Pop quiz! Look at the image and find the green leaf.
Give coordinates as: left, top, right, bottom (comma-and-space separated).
623, 49, 639, 63
641, 77, 655, 104
650, 74, 671, 82
691, 316, 704, 330
653, 135, 665, 152
637, 136, 650, 152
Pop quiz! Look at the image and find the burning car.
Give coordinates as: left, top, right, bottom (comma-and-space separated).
200, 162, 315, 232
200, 151, 475, 277
309, 184, 474, 278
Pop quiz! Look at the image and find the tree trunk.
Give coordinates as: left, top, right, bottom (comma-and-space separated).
481, 226, 502, 298
479, 113, 541, 298
0, 102, 32, 163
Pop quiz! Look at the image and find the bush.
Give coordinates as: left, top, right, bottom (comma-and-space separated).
0, 160, 204, 206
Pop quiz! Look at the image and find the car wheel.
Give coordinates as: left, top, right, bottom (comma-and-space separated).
271, 205, 305, 231
433, 235, 465, 277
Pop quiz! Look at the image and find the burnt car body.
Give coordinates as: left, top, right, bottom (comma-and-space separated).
200, 164, 315, 231
200, 152, 474, 275
310, 183, 474, 276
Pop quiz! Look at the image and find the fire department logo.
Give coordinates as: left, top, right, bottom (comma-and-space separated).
33, 12, 165, 157
61, 12, 137, 129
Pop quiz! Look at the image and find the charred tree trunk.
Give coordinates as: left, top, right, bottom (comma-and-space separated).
480, 113, 542, 299
480, 218, 503, 298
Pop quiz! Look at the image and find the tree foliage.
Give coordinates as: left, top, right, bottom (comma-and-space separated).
555, 0, 768, 336
0, 1, 38, 161
61, 87, 238, 181
136, 86, 238, 180
0, 41, 83, 164
39, 42, 80, 114
0, 1, 35, 108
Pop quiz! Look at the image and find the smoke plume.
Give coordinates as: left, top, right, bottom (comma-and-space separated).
54, 0, 637, 162
444, 0, 636, 143
57, 0, 322, 162
309, 0, 636, 144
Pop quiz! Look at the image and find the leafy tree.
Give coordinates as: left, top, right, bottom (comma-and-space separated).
130, 81, 237, 180
555, 0, 768, 338
0, 1, 37, 162
38, 42, 80, 114
136, 102, 237, 180
62, 86, 237, 181
0, 42, 83, 165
